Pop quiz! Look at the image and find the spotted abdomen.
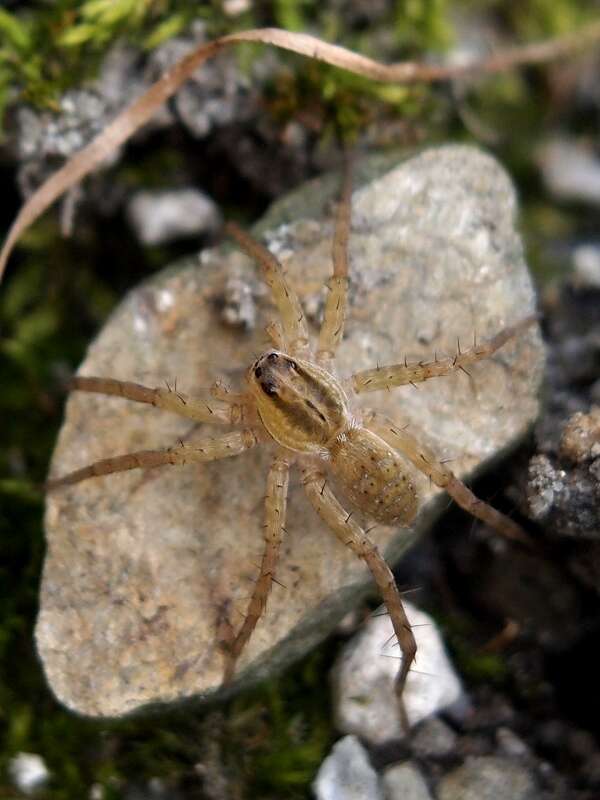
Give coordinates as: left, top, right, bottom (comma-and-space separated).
328, 427, 418, 525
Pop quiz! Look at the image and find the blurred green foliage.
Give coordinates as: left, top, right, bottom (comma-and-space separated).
441, 612, 510, 686
0, 0, 240, 131
1, 0, 598, 796
0, 0, 596, 138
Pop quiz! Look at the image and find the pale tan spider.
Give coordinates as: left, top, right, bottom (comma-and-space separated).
47, 167, 535, 726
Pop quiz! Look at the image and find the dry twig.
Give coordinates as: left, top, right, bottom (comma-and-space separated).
1, 21, 600, 281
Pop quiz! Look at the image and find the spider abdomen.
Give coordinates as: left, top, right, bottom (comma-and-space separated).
329, 427, 418, 525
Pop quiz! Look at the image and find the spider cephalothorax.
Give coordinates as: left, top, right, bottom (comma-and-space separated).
249, 349, 350, 452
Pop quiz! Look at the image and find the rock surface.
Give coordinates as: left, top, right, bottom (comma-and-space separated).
526, 406, 600, 538
313, 735, 383, 800
382, 762, 433, 800
412, 717, 459, 759
437, 755, 539, 800
39, 146, 543, 716
332, 603, 466, 744
10, 21, 266, 197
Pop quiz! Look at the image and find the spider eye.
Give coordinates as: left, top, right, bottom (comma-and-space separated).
267, 352, 279, 362
254, 365, 263, 378
289, 360, 298, 371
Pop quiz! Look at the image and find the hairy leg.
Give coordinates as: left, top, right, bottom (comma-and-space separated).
351, 315, 537, 394
265, 320, 286, 350
317, 162, 352, 365
302, 466, 415, 730
71, 376, 246, 425
46, 429, 259, 490
365, 411, 533, 547
225, 222, 310, 356
221, 451, 290, 681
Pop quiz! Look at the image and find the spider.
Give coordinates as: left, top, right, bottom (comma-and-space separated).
46, 165, 535, 727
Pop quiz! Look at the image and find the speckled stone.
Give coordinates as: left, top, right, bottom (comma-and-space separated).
437, 755, 539, 800
382, 762, 433, 800
38, 146, 544, 717
314, 736, 383, 800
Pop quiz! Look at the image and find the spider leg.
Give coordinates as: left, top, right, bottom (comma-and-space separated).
209, 379, 250, 409
351, 315, 537, 394
45, 429, 259, 490
317, 160, 352, 366
265, 320, 286, 350
302, 466, 415, 731
71, 376, 247, 425
365, 411, 534, 547
225, 222, 310, 356
221, 451, 290, 682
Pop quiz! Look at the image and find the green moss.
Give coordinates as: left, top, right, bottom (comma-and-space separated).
2, 0, 593, 146
0, 1, 226, 134
503, 0, 590, 38
228, 649, 335, 795
395, 0, 454, 53
437, 612, 510, 686
0, 624, 336, 798
272, 0, 317, 33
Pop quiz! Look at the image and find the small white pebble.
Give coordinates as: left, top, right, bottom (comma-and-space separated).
127, 189, 221, 246
222, 0, 250, 15
89, 783, 104, 800
382, 761, 433, 800
8, 752, 50, 795
573, 244, 600, 288
538, 138, 600, 205
332, 602, 466, 744
313, 736, 383, 800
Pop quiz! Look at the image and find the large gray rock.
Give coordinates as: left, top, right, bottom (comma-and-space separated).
39, 146, 544, 716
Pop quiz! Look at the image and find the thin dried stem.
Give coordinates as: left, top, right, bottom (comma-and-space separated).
2, 22, 600, 280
